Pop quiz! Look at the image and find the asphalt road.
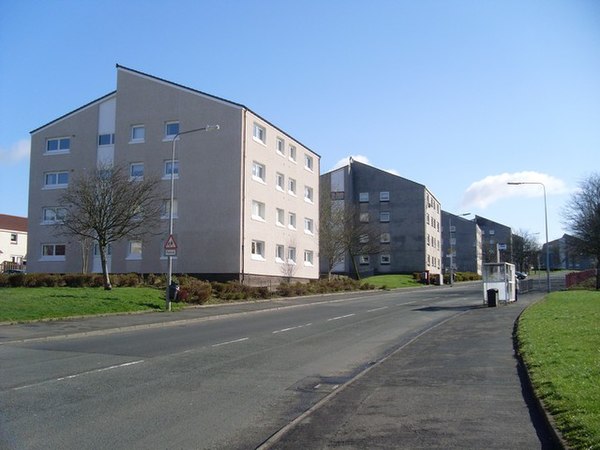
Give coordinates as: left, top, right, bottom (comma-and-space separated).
0, 283, 527, 449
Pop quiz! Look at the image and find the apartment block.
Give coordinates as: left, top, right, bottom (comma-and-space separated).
475, 215, 513, 263
27, 65, 320, 283
0, 214, 28, 272
441, 211, 482, 275
321, 159, 442, 280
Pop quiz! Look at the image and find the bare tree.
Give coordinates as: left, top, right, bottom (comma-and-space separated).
319, 191, 380, 279
562, 173, 600, 289
512, 229, 540, 273
280, 237, 299, 282
57, 164, 163, 290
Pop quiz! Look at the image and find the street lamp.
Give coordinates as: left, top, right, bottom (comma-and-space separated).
507, 181, 550, 293
165, 125, 220, 311
448, 212, 471, 286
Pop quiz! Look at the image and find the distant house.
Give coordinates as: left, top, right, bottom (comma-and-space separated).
441, 211, 482, 275
0, 214, 28, 272
543, 234, 595, 270
320, 159, 442, 281
475, 215, 513, 264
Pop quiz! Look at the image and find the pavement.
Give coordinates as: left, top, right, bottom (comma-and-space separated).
0, 288, 563, 449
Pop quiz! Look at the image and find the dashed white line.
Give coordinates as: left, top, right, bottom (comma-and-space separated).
211, 337, 249, 347
13, 360, 144, 391
327, 313, 356, 322
272, 323, 313, 334
367, 306, 389, 313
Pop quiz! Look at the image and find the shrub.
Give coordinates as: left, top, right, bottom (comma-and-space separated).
178, 278, 212, 304
113, 273, 141, 287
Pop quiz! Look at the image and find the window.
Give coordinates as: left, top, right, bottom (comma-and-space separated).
276, 138, 285, 156
10, 233, 17, 243
304, 185, 314, 203
304, 250, 314, 266
380, 212, 390, 223
380, 232, 391, 243
380, 191, 390, 201
288, 212, 296, 230
130, 163, 144, 180
41, 243, 66, 260
304, 217, 314, 234
46, 137, 70, 153
44, 171, 69, 188
289, 145, 296, 162
489, 229, 496, 235
359, 234, 369, 244
164, 160, 179, 178
276, 244, 285, 262
276, 208, 285, 226
252, 200, 266, 221
359, 255, 370, 265
161, 199, 178, 219
252, 162, 266, 183
131, 125, 145, 142
360, 212, 370, 223
288, 178, 297, 195
288, 246, 296, 264
253, 123, 266, 144
380, 254, 391, 265
127, 240, 142, 260
98, 134, 115, 146
251, 240, 265, 260
304, 154, 314, 171
165, 121, 179, 139
276, 172, 285, 191
42, 207, 67, 224
359, 192, 369, 202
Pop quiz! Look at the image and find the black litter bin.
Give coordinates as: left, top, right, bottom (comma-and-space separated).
168, 282, 180, 302
487, 288, 498, 307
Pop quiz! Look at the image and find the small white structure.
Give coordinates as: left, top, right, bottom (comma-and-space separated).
482, 262, 516, 305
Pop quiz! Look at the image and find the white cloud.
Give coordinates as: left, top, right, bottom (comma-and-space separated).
461, 171, 569, 209
331, 154, 400, 176
0, 139, 30, 164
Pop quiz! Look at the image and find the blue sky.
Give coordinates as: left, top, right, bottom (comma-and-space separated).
1, 0, 599, 242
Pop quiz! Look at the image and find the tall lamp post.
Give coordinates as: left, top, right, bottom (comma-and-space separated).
448, 212, 471, 286
165, 125, 220, 311
507, 181, 550, 293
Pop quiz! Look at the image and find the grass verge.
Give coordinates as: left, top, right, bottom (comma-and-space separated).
517, 290, 600, 449
0, 287, 180, 323
362, 274, 422, 289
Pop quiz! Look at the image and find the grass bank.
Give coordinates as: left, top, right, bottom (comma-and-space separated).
517, 290, 600, 449
362, 274, 422, 289
0, 287, 176, 323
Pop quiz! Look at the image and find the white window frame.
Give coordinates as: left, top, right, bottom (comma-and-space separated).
41, 243, 66, 261
380, 232, 391, 244
45, 137, 70, 154
161, 199, 178, 219
380, 191, 390, 201
164, 160, 179, 179
252, 200, 266, 222
288, 178, 297, 196
130, 125, 145, 143
275, 244, 285, 263
359, 212, 369, 223
304, 185, 314, 203
98, 133, 115, 146
43, 171, 69, 189
359, 255, 370, 265
276, 208, 285, 227
10, 233, 17, 243
42, 207, 67, 224
304, 217, 314, 235
304, 250, 314, 266
287, 246, 297, 264
251, 240, 266, 261
276, 172, 285, 191
304, 154, 314, 171
359, 192, 369, 202
253, 123, 266, 145
252, 161, 266, 183
130, 162, 144, 180
380, 211, 390, 223
127, 240, 143, 260
164, 121, 180, 140
288, 212, 297, 230
380, 254, 391, 265
289, 145, 297, 162
359, 234, 369, 244
276, 137, 285, 156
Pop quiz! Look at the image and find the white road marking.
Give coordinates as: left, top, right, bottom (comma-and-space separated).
366, 306, 389, 313
13, 360, 144, 391
272, 323, 312, 334
211, 337, 249, 347
327, 313, 356, 322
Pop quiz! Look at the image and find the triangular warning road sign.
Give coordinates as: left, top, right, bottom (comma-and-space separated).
164, 234, 178, 250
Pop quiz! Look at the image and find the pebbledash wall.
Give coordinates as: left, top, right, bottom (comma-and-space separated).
27, 65, 320, 284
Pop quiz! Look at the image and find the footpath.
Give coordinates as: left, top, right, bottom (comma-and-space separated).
261, 290, 562, 449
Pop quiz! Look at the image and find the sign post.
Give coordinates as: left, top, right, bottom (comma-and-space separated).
164, 234, 178, 257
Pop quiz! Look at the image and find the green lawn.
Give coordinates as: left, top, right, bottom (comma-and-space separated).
362, 274, 422, 289
517, 291, 600, 449
0, 287, 178, 323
